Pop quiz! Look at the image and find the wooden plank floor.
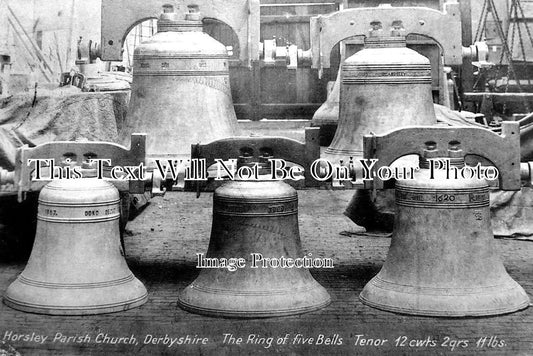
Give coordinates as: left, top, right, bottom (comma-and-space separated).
0, 189, 532, 356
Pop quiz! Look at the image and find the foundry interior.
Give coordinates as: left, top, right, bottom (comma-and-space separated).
1, 0, 533, 355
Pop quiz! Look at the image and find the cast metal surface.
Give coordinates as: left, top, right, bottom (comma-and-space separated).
100, 0, 259, 66
310, 3, 481, 136
311, 68, 340, 141
4, 178, 148, 315
359, 122, 529, 317
122, 6, 239, 163
323, 35, 436, 164
178, 129, 330, 317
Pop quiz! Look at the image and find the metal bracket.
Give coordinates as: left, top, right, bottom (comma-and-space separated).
100, 0, 260, 66
59, 72, 86, 89
310, 3, 462, 72
191, 127, 320, 187
259, 39, 311, 69
11, 134, 146, 201
362, 122, 521, 191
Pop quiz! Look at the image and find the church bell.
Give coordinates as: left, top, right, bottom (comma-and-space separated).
324, 31, 436, 165
178, 136, 331, 318
122, 5, 239, 163
4, 178, 148, 315
311, 68, 340, 146
325, 29, 438, 232
359, 124, 530, 316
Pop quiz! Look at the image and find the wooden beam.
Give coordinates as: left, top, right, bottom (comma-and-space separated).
464, 92, 533, 103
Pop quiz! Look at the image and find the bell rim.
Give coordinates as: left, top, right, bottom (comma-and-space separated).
3, 292, 148, 316
4, 273, 148, 315
177, 296, 331, 319
359, 276, 530, 317
177, 277, 331, 318
359, 294, 530, 318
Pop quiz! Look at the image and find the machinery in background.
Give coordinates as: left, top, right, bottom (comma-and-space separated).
0, 54, 10, 98
0, 0, 10, 98
59, 37, 131, 92
465, 0, 533, 123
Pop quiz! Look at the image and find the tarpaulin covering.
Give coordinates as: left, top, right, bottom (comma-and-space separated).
0, 87, 129, 169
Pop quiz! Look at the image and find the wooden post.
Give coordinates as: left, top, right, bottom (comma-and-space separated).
251, 60, 261, 121
460, 0, 474, 111
65, 0, 76, 69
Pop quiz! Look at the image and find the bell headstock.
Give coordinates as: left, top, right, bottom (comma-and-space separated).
10, 134, 147, 200
362, 122, 521, 191
191, 127, 320, 187
100, 0, 260, 67
310, 3, 462, 73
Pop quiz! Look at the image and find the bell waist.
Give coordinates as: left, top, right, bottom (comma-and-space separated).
342, 63, 431, 85
213, 195, 298, 217
395, 185, 489, 209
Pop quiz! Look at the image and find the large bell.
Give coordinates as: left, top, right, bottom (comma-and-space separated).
122, 5, 239, 163
360, 145, 530, 316
311, 68, 340, 146
324, 34, 436, 165
178, 157, 331, 317
327, 32, 438, 232
4, 178, 148, 315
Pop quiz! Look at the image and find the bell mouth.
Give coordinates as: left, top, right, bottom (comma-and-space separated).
360, 276, 530, 317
